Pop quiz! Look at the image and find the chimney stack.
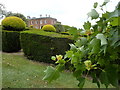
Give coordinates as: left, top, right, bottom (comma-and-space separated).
27, 16, 31, 19
40, 14, 42, 17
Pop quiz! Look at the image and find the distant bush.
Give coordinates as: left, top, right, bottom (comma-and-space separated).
30, 25, 33, 28
42, 24, 56, 32
53, 23, 65, 33
20, 30, 73, 63
2, 30, 21, 52
2, 16, 26, 31
63, 25, 77, 32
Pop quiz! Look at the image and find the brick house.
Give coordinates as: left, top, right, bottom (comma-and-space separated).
28, 16, 58, 29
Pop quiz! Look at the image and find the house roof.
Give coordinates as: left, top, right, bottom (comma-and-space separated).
29, 17, 57, 20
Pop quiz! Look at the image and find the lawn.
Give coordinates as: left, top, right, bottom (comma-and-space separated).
2, 52, 114, 88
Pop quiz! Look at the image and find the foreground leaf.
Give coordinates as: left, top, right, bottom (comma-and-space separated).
94, 2, 98, 8
77, 77, 85, 88
43, 66, 60, 83
89, 38, 101, 54
96, 33, 107, 46
83, 21, 91, 30
87, 9, 99, 19
100, 71, 109, 88
101, 0, 110, 7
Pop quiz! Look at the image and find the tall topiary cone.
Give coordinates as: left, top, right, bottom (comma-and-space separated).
2, 16, 26, 31
42, 24, 56, 32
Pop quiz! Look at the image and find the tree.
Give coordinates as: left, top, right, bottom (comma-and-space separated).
43, 1, 120, 88
0, 3, 6, 19
6, 12, 27, 24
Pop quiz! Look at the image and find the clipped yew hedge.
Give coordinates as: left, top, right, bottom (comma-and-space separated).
2, 30, 21, 52
20, 30, 73, 63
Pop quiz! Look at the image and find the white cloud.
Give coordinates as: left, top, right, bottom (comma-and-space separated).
0, 0, 119, 28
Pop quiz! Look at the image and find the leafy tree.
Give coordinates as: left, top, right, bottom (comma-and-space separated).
6, 12, 27, 24
43, 0, 120, 88
0, 3, 6, 19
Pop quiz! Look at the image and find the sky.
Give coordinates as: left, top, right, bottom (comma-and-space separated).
0, 0, 119, 28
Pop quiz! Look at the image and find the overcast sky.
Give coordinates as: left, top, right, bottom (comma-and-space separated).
0, 0, 119, 28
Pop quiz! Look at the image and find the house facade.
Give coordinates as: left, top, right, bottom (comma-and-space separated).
28, 16, 57, 29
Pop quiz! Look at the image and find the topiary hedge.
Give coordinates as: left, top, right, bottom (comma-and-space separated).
20, 30, 73, 63
2, 16, 26, 31
2, 30, 21, 52
42, 24, 56, 32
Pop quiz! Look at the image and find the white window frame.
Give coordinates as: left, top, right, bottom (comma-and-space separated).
44, 20, 47, 24
40, 20, 42, 24
31, 21, 34, 24
35, 21, 38, 24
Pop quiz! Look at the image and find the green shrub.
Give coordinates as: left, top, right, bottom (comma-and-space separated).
2, 30, 21, 52
20, 30, 73, 63
30, 25, 33, 28
42, 24, 56, 32
2, 16, 26, 31
60, 32, 69, 35
53, 23, 65, 33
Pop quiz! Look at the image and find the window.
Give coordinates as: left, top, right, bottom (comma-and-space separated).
51, 20, 54, 24
40, 26, 42, 29
44, 20, 47, 24
35, 21, 38, 24
40, 20, 42, 24
35, 26, 39, 29
53, 20, 56, 24
31, 21, 34, 24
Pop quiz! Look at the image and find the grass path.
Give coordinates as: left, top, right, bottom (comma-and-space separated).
2, 52, 114, 88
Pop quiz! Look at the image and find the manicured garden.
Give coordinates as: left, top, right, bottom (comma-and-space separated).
1, 0, 120, 89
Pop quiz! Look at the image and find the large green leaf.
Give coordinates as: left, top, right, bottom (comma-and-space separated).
109, 9, 120, 18
77, 77, 85, 88
73, 70, 82, 77
69, 44, 77, 52
101, 0, 110, 7
71, 55, 79, 64
96, 33, 107, 46
94, 2, 98, 8
87, 9, 99, 19
65, 51, 73, 58
99, 71, 109, 88
110, 30, 120, 47
91, 73, 100, 88
75, 37, 87, 47
100, 66, 118, 88
68, 28, 78, 35
106, 66, 118, 87
89, 38, 101, 54
110, 17, 120, 26
43, 66, 60, 83
83, 21, 91, 30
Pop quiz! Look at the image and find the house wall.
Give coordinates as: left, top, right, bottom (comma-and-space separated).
28, 17, 57, 29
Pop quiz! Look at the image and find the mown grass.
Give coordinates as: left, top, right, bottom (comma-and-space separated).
2, 52, 115, 88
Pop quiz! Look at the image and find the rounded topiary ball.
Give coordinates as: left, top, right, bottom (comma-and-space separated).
2, 16, 26, 31
42, 24, 56, 32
